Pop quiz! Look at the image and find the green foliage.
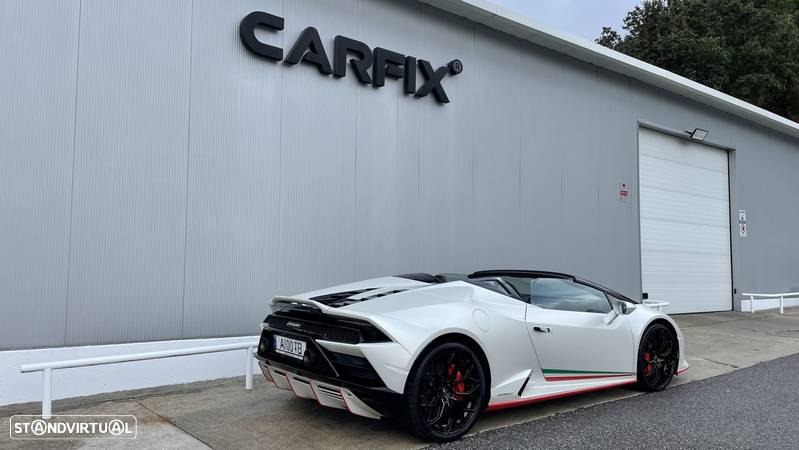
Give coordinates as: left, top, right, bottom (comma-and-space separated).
597, 0, 799, 121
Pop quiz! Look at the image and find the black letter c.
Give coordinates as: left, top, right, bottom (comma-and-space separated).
240, 11, 284, 61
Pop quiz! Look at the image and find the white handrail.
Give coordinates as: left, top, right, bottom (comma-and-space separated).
20, 341, 259, 419
741, 292, 799, 314
642, 300, 670, 311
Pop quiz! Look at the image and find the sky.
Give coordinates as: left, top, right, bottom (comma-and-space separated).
491, 0, 642, 41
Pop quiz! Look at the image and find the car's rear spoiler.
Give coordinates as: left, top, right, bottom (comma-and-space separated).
270, 296, 330, 311
269, 296, 372, 322
267, 295, 403, 344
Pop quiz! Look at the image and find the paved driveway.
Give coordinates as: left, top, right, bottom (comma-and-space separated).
434, 353, 799, 450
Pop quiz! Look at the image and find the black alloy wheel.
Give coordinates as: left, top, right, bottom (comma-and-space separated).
405, 342, 485, 442
637, 323, 678, 392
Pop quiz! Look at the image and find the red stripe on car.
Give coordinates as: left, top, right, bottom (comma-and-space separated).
486, 379, 637, 411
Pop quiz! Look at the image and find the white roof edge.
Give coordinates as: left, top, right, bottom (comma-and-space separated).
419, 0, 799, 140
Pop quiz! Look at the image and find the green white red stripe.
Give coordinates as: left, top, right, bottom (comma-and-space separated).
542, 368, 635, 382
486, 378, 637, 411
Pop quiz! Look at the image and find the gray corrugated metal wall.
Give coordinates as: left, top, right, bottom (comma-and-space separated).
1, 0, 798, 349
0, 0, 79, 348
66, 0, 192, 345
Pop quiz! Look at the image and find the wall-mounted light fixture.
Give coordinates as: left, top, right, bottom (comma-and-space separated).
687, 128, 709, 142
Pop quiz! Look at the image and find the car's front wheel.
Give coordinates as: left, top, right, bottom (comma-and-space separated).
637, 323, 678, 392
404, 342, 485, 442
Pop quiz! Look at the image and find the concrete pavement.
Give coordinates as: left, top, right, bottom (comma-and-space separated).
1, 309, 798, 449
434, 352, 799, 450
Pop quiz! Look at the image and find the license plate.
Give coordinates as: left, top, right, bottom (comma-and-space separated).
273, 335, 306, 360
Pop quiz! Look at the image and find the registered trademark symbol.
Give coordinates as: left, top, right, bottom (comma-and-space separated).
448, 59, 463, 75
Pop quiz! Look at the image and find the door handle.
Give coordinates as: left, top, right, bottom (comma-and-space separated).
533, 326, 551, 333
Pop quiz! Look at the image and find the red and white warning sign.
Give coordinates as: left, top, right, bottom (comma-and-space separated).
619, 183, 629, 203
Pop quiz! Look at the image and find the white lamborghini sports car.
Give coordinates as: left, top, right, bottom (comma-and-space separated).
255, 270, 689, 442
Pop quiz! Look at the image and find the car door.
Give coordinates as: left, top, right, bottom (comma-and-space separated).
525, 278, 635, 381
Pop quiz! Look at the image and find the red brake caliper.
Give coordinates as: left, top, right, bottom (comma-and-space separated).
644, 352, 653, 376
448, 364, 466, 400
454, 371, 465, 400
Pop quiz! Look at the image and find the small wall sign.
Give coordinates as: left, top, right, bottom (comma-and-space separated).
738, 209, 747, 238
619, 183, 630, 203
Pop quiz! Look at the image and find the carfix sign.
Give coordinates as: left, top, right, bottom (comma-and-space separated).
239, 11, 463, 104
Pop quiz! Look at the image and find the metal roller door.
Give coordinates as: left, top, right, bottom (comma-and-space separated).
638, 128, 732, 313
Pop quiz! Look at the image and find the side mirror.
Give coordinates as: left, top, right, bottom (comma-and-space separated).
605, 300, 634, 325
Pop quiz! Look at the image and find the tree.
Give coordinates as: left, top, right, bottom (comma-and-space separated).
597, 0, 799, 122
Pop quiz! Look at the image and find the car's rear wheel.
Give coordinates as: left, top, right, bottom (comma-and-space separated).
405, 342, 485, 442
637, 323, 677, 392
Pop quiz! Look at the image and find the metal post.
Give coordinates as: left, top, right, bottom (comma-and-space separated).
245, 347, 253, 390
42, 368, 52, 419
780, 295, 784, 315
750, 295, 755, 313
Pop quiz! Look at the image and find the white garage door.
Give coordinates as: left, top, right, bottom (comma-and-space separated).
638, 128, 732, 313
